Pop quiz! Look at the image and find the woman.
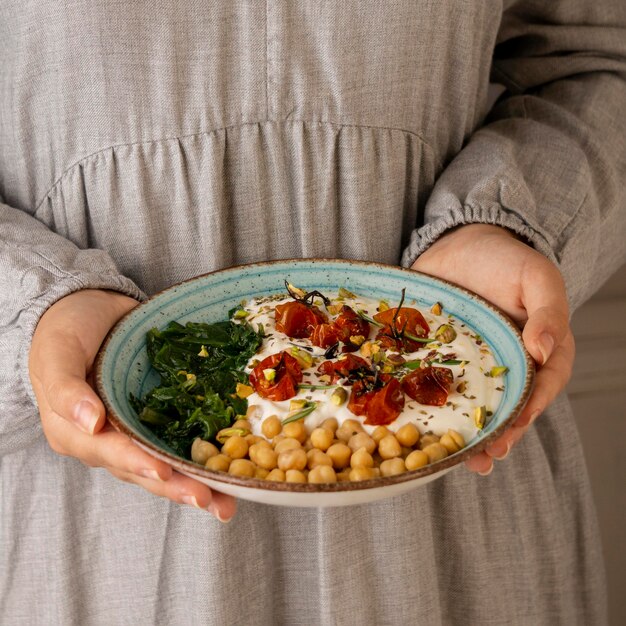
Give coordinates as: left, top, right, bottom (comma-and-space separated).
2, 1, 625, 623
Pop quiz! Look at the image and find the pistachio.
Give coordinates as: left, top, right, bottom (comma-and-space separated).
330, 387, 348, 406
235, 383, 254, 398
377, 300, 390, 312
233, 308, 249, 319
289, 346, 314, 369
473, 406, 487, 430
430, 302, 443, 315
386, 353, 406, 366
349, 334, 366, 346
197, 345, 209, 357
287, 283, 306, 298
216, 427, 250, 444
289, 399, 309, 412
327, 304, 343, 315
435, 324, 457, 344
456, 381, 467, 394
263, 368, 276, 382
338, 287, 357, 299
488, 366, 509, 378
318, 374, 331, 384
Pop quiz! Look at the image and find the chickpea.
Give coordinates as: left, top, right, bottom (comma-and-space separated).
348, 432, 376, 455
266, 469, 286, 482
308, 465, 337, 484
255, 467, 270, 480
395, 423, 420, 447
221, 435, 249, 460
326, 443, 352, 469
336, 419, 364, 442
245, 434, 265, 446
371, 425, 390, 444
378, 434, 402, 460
307, 449, 333, 469
405, 449, 429, 470
423, 442, 449, 463
349, 467, 377, 481
286, 469, 307, 483
277, 448, 308, 471
262, 415, 282, 439
283, 421, 308, 444
274, 437, 302, 454
228, 459, 256, 478
440, 429, 465, 454
336, 469, 352, 482
419, 433, 440, 449
205, 454, 231, 472
191, 438, 219, 465
232, 419, 252, 432
246, 404, 262, 420
320, 417, 339, 433
380, 457, 406, 477
310, 427, 334, 451
350, 447, 374, 469
249, 443, 278, 470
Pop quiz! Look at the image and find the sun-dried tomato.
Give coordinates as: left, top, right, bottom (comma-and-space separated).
401, 366, 453, 406
249, 351, 303, 401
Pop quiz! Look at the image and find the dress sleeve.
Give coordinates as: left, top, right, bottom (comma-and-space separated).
0, 202, 145, 454
401, 0, 626, 312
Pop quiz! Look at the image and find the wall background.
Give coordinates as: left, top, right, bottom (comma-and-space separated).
569, 263, 626, 626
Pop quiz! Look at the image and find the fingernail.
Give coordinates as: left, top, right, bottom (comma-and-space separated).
493, 441, 512, 461
74, 401, 99, 434
181, 495, 201, 509
537, 333, 555, 365
477, 464, 493, 477
139, 469, 164, 482
208, 503, 232, 523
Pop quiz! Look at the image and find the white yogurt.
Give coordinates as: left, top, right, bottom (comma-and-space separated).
239, 292, 505, 444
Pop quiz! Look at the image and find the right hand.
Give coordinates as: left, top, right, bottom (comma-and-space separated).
29, 289, 236, 522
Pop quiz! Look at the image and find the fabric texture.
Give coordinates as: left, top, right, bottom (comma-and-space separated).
1, 0, 625, 624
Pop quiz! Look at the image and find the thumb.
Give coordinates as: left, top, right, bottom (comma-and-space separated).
521, 263, 570, 365
31, 332, 106, 435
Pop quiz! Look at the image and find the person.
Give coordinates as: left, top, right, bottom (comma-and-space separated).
1, 1, 625, 623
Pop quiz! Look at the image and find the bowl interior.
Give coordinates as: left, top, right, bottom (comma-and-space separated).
97, 259, 533, 495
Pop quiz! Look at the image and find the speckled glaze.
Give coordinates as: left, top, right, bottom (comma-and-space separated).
95, 259, 535, 507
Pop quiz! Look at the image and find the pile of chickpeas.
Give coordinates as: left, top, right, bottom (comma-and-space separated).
190, 412, 466, 484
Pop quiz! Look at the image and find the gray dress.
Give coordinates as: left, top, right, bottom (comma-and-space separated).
1, 1, 625, 624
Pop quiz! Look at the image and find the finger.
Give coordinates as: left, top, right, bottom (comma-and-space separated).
41, 404, 174, 481
465, 451, 493, 475
109, 468, 237, 522
520, 262, 570, 365
515, 331, 575, 428
31, 331, 105, 435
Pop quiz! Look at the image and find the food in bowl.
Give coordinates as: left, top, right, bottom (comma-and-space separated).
131, 282, 508, 483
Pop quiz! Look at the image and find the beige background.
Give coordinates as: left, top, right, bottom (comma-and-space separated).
569, 263, 626, 625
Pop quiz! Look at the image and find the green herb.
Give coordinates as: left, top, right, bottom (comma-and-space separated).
282, 401, 317, 425
131, 319, 263, 457
297, 383, 340, 390
404, 358, 465, 370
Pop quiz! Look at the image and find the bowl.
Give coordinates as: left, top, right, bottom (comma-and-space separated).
95, 259, 534, 507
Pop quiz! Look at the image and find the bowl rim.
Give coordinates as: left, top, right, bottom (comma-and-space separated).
95, 258, 535, 493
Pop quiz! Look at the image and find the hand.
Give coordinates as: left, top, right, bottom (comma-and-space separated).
411, 224, 575, 475
29, 289, 236, 521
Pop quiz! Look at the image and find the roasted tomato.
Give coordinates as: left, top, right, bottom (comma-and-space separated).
347, 376, 405, 426
317, 354, 371, 383
274, 301, 327, 339
333, 306, 370, 351
310, 323, 340, 349
373, 307, 430, 352
401, 366, 454, 406
364, 377, 405, 426
346, 379, 374, 416
249, 352, 303, 401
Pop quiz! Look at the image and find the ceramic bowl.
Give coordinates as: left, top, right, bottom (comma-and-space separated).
96, 259, 534, 507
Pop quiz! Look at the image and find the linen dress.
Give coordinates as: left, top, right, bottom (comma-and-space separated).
1, 1, 626, 624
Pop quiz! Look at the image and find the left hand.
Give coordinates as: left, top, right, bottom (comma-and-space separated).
411, 224, 575, 475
